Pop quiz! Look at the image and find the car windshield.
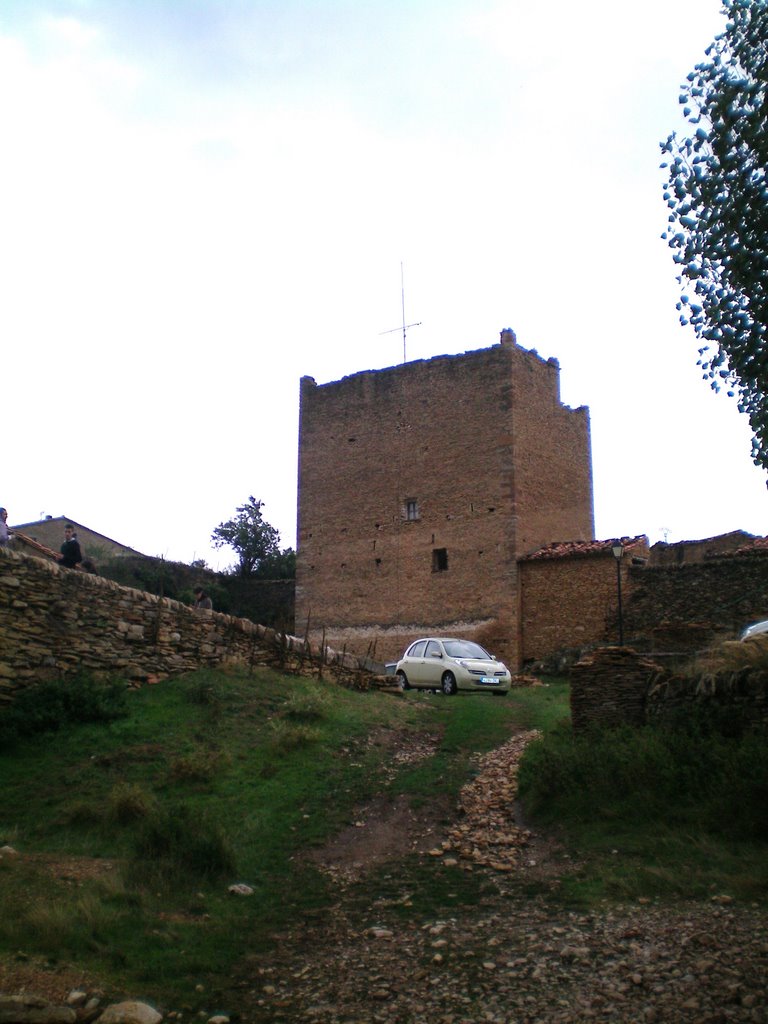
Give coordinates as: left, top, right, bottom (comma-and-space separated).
443, 640, 491, 660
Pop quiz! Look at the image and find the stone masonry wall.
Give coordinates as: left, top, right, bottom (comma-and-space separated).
0, 547, 377, 702
571, 647, 768, 732
570, 647, 662, 731
623, 554, 768, 653
520, 553, 633, 664
296, 332, 594, 668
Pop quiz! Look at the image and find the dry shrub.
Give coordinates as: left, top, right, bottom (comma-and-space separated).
170, 749, 231, 783
268, 719, 320, 754
281, 689, 329, 722
108, 782, 155, 824
680, 633, 768, 681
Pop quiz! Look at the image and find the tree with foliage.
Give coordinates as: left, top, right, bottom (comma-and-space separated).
211, 496, 294, 578
660, 0, 768, 470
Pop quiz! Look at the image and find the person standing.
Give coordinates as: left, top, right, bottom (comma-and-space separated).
0, 508, 9, 547
193, 587, 213, 611
57, 524, 83, 569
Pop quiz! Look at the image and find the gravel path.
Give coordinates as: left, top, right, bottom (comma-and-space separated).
233, 897, 767, 1023
228, 730, 768, 1023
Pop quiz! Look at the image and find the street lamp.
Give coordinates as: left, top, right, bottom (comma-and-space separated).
611, 540, 624, 646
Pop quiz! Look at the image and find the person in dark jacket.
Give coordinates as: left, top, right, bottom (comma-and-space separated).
57, 524, 83, 569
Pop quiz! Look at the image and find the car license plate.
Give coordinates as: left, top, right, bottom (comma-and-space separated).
480, 677, 498, 684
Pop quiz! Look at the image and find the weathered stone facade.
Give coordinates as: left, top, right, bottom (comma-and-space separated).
570, 645, 768, 732
296, 330, 594, 667
519, 537, 649, 666
0, 547, 378, 702
570, 647, 662, 731
649, 530, 755, 567
623, 550, 768, 654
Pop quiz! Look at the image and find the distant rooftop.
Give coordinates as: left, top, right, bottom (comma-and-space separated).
520, 536, 648, 562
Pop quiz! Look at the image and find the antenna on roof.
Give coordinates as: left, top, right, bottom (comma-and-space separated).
380, 261, 422, 363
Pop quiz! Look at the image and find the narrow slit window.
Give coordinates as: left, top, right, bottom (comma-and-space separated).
406, 499, 419, 521
432, 548, 448, 572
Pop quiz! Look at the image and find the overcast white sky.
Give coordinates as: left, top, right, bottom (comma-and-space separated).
3, 0, 766, 570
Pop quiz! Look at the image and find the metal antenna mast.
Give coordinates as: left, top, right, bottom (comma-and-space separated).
380, 262, 422, 363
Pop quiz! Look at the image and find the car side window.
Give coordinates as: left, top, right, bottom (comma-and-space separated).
425, 640, 442, 658
408, 640, 427, 658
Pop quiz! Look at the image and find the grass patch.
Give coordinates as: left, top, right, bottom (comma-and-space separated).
129, 805, 237, 884
0, 666, 447, 1000
1, 666, 763, 1004
518, 706, 768, 903
0, 675, 128, 748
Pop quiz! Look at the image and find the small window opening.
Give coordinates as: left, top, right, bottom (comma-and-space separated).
432, 548, 448, 572
406, 499, 419, 521
375, 557, 382, 567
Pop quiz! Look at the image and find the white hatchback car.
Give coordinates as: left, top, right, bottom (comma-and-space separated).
395, 637, 511, 696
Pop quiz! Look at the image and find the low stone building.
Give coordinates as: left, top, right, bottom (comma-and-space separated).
518, 536, 649, 667
9, 516, 143, 564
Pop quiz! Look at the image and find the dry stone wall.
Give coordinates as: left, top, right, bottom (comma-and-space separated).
624, 554, 768, 652
571, 646, 768, 731
569, 647, 662, 731
645, 671, 768, 726
0, 548, 377, 702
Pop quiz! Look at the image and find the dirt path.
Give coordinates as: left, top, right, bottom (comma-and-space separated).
225, 730, 768, 1023
2, 728, 766, 1022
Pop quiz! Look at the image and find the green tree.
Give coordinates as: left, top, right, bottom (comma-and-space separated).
660, 0, 768, 469
211, 497, 284, 577
254, 546, 296, 580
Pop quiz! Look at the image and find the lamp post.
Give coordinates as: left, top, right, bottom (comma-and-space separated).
611, 540, 624, 646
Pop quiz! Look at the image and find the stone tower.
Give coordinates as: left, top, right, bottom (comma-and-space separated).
296, 329, 594, 667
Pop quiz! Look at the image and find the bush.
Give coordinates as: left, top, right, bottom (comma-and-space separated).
170, 750, 231, 783
518, 710, 768, 842
281, 690, 329, 722
0, 675, 128, 747
268, 719, 321, 754
108, 783, 155, 825
130, 805, 236, 883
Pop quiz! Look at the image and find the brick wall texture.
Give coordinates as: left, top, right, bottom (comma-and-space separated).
520, 552, 632, 664
296, 331, 595, 667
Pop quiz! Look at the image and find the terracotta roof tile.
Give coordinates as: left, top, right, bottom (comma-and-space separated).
520, 536, 648, 562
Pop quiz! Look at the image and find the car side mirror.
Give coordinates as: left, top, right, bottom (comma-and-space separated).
430, 651, 442, 658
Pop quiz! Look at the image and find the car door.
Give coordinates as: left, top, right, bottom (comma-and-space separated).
421, 639, 445, 687
402, 640, 429, 687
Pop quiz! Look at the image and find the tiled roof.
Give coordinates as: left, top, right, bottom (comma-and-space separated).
722, 536, 768, 558
520, 536, 648, 562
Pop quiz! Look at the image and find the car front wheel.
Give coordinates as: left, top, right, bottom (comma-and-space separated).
441, 671, 457, 696
397, 671, 410, 691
